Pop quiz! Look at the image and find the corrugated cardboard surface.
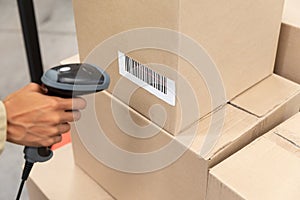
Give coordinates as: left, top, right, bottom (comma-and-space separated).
73, 0, 284, 135
231, 74, 300, 117
59, 54, 79, 65
71, 75, 300, 200
72, 91, 209, 200
231, 74, 300, 135
71, 95, 257, 200
207, 113, 300, 200
27, 144, 113, 200
203, 74, 300, 166
275, 0, 300, 84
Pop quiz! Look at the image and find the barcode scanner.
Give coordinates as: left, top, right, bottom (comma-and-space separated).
16, 63, 110, 200
16, 0, 111, 199
42, 63, 110, 97
29, 63, 109, 161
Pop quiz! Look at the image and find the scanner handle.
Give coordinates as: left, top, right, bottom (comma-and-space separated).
24, 146, 53, 163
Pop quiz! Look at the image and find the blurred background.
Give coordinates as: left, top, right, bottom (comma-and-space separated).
0, 0, 78, 199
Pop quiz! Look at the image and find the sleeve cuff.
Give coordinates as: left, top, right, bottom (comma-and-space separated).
0, 101, 7, 154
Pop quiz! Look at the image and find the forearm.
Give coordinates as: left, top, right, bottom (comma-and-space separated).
0, 101, 7, 155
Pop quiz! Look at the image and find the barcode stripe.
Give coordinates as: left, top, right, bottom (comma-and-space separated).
124, 55, 167, 94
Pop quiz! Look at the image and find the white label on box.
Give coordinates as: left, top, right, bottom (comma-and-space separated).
118, 51, 176, 106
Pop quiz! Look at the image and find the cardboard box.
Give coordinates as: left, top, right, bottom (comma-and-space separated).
27, 144, 113, 200
73, 0, 284, 135
207, 112, 300, 200
71, 74, 300, 200
231, 74, 300, 131
275, 0, 300, 84
59, 54, 79, 65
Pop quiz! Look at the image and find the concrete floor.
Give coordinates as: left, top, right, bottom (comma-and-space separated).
0, 0, 78, 199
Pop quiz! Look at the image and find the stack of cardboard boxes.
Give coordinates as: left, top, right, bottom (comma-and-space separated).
73, 0, 285, 135
207, 112, 300, 200
27, 0, 300, 199
71, 75, 300, 199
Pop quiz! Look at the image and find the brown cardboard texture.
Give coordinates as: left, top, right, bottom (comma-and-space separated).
71, 75, 300, 200
275, 0, 300, 84
231, 74, 300, 133
207, 112, 300, 200
59, 54, 79, 65
27, 144, 113, 200
73, 0, 284, 135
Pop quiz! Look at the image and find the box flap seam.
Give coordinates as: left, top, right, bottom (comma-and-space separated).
228, 102, 258, 117
230, 88, 300, 118
274, 131, 300, 149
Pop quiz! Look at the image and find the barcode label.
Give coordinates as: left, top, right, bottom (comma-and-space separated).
118, 51, 175, 106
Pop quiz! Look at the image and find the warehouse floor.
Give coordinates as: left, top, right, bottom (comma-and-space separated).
0, 0, 78, 199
